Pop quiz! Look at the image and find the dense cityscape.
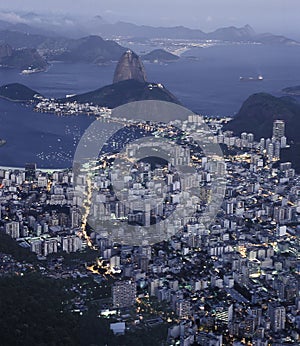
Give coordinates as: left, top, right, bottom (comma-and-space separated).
0, 2, 300, 345
1, 109, 299, 345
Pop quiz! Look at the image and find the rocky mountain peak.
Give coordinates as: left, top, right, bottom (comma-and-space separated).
113, 50, 147, 84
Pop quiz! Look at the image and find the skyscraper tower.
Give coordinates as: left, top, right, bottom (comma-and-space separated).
144, 203, 151, 227
272, 120, 285, 140
268, 302, 286, 332
112, 280, 137, 308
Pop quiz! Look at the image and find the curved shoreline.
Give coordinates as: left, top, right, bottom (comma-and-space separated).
0, 95, 30, 103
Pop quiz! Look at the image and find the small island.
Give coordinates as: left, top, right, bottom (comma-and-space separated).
142, 49, 180, 63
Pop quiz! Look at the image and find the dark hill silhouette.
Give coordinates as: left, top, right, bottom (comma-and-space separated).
62, 79, 180, 108
0, 83, 41, 101
224, 92, 300, 171
224, 93, 300, 141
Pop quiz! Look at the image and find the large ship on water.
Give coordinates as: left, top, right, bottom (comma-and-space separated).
240, 75, 264, 81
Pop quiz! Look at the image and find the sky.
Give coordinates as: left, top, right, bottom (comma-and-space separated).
0, 0, 299, 36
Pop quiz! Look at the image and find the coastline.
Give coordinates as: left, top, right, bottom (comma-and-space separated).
0, 164, 68, 172
0, 95, 30, 103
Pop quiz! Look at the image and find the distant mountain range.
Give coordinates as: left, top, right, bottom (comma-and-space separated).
97, 22, 261, 41
0, 25, 296, 71
0, 11, 298, 72
62, 20, 300, 45
0, 11, 298, 45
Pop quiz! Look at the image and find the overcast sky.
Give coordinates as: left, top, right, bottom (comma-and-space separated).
0, 0, 299, 36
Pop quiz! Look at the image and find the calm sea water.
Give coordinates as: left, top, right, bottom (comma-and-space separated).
0, 44, 300, 168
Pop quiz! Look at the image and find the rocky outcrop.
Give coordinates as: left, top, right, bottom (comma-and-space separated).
113, 50, 147, 84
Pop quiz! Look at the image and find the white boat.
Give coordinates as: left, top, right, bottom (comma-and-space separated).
21, 68, 43, 75
240, 75, 264, 81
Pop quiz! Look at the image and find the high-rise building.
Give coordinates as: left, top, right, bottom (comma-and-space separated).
267, 143, 274, 161
30, 240, 43, 256
5, 221, 20, 239
215, 303, 233, 326
112, 280, 136, 308
225, 200, 234, 215
268, 302, 286, 332
43, 238, 58, 256
247, 133, 254, 143
138, 255, 149, 272
272, 120, 285, 140
21, 225, 29, 237
175, 299, 191, 318
25, 163, 37, 181
37, 175, 48, 188
62, 235, 82, 253
71, 207, 81, 228
274, 141, 281, 160
280, 136, 287, 148
144, 203, 151, 227
110, 255, 121, 271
